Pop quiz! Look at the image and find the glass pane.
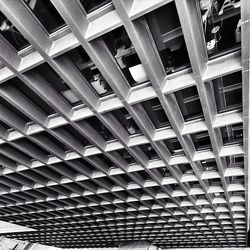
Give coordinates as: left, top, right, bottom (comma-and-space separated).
191, 131, 212, 150
9, 77, 56, 115
142, 98, 170, 129
139, 144, 158, 160
146, 2, 190, 74
201, 159, 217, 171
103, 26, 149, 86
199, 0, 241, 58
95, 154, 115, 167
226, 155, 243, 167
164, 138, 184, 156
221, 123, 243, 145
213, 71, 242, 113
0, 96, 31, 123
86, 116, 115, 141
113, 108, 141, 135
55, 124, 91, 147
66, 46, 113, 97
79, 0, 112, 14
36, 63, 83, 107
36, 131, 70, 151
0, 12, 30, 51
178, 164, 194, 174
0, 120, 10, 130
24, 0, 66, 33
175, 86, 204, 121
117, 149, 136, 164
157, 167, 172, 177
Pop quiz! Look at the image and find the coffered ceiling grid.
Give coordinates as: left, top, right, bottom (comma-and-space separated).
0, 0, 247, 248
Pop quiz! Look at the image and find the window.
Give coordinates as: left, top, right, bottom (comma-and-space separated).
34, 131, 71, 152
221, 123, 243, 145
0, 120, 10, 130
157, 167, 172, 178
36, 63, 83, 107
142, 98, 170, 129
65, 46, 113, 97
113, 108, 141, 135
229, 175, 244, 184
0, 12, 30, 51
226, 155, 244, 168
175, 86, 204, 121
9, 77, 56, 115
16, 138, 50, 156
117, 149, 136, 165
103, 26, 149, 86
0, 96, 31, 123
189, 181, 200, 188
164, 138, 184, 156
201, 159, 217, 171
139, 171, 152, 181
213, 71, 242, 113
208, 178, 222, 187
86, 116, 115, 141
54, 124, 91, 147
191, 131, 212, 150
146, 2, 190, 74
79, 0, 112, 14
24, 0, 66, 33
139, 144, 158, 160
178, 164, 194, 175
199, 0, 241, 58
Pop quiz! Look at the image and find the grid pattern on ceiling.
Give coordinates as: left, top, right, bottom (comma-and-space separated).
0, 0, 248, 249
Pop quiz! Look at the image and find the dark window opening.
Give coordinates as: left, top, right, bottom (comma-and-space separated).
0, 96, 31, 123
0, 12, 30, 51
33, 131, 71, 152
201, 159, 217, 171
178, 163, 194, 175
213, 71, 242, 113
175, 86, 204, 121
157, 167, 172, 178
0, 120, 10, 130
55, 124, 91, 147
221, 123, 243, 145
226, 155, 244, 168
208, 178, 222, 186
142, 98, 170, 129
191, 131, 212, 151
164, 138, 184, 156
169, 183, 179, 190
24, 0, 66, 33
146, 2, 190, 74
9, 77, 55, 115
95, 154, 115, 168
66, 46, 113, 97
139, 171, 152, 181
113, 108, 141, 135
229, 175, 244, 184
86, 116, 115, 141
16, 138, 50, 156
79, 0, 112, 14
117, 149, 136, 164
199, 0, 241, 58
103, 26, 149, 86
189, 181, 200, 188
36, 63, 83, 106
139, 143, 159, 160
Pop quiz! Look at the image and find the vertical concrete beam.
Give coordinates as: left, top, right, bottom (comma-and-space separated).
241, 0, 250, 245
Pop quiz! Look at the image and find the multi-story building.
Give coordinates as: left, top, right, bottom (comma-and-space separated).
0, 0, 248, 248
